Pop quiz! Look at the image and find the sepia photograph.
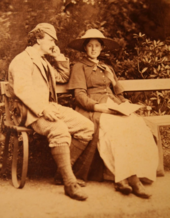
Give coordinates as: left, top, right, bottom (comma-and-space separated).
0, 0, 170, 217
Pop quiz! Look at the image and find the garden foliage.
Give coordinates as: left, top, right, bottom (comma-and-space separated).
0, 0, 170, 116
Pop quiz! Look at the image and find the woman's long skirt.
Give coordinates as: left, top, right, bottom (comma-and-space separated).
98, 113, 159, 183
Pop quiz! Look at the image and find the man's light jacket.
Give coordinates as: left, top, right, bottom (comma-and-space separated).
8, 46, 70, 126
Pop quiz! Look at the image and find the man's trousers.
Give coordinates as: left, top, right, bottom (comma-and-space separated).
31, 104, 94, 147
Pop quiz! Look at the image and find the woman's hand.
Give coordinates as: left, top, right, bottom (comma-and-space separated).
94, 103, 113, 114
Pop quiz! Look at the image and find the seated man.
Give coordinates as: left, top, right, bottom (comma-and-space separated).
8, 23, 94, 201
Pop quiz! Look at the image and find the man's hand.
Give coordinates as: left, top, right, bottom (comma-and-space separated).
42, 103, 61, 122
49, 46, 66, 61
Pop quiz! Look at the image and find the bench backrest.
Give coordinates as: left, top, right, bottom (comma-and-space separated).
0, 82, 27, 126
56, 78, 170, 93
0, 82, 12, 123
119, 79, 170, 91
1, 79, 170, 127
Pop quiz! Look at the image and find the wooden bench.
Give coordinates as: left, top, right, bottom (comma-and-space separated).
0, 81, 33, 188
0, 78, 170, 188
120, 78, 170, 177
57, 78, 170, 177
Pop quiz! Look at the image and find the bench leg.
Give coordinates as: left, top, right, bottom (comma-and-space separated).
156, 126, 165, 177
1, 130, 11, 174
12, 131, 29, 188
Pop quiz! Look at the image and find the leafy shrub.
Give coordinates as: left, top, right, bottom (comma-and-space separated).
0, 0, 170, 117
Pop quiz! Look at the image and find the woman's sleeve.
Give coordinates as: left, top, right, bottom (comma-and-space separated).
111, 68, 125, 95
74, 88, 98, 111
68, 62, 98, 111
109, 67, 127, 102
68, 62, 87, 90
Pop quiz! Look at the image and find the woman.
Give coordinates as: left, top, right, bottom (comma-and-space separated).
68, 29, 158, 199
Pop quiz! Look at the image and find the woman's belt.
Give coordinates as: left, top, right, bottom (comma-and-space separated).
87, 87, 112, 95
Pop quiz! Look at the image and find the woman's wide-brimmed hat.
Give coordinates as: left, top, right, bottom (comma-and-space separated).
68, 29, 119, 51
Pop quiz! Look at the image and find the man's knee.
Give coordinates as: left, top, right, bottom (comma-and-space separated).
78, 114, 94, 132
82, 118, 94, 136
74, 119, 94, 143
32, 117, 72, 147
48, 122, 72, 147
87, 119, 94, 133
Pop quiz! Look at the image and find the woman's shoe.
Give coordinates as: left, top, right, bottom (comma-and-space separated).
128, 175, 151, 199
132, 181, 152, 199
140, 177, 153, 185
64, 183, 88, 201
115, 179, 132, 195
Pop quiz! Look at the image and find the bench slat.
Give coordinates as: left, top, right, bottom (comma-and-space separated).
56, 83, 68, 93
119, 79, 170, 91
55, 79, 170, 93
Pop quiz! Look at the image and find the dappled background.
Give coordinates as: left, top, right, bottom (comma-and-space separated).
1, 0, 170, 115
0, 0, 170, 179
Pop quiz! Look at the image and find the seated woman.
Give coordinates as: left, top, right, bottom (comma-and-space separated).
68, 29, 158, 199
